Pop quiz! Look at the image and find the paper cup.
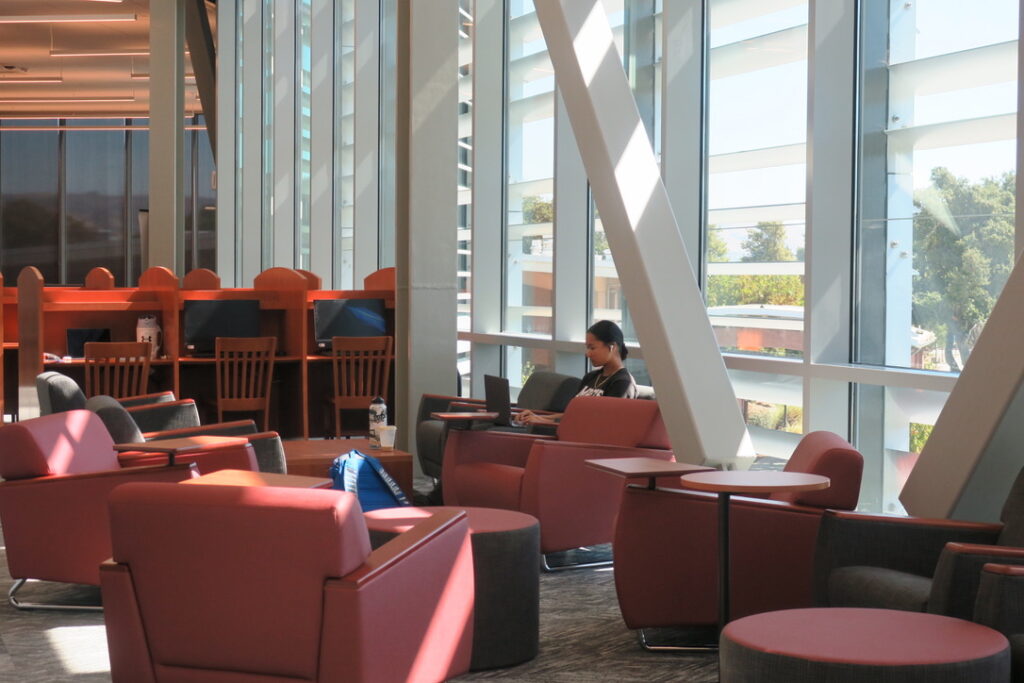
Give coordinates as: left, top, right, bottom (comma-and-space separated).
378, 425, 397, 450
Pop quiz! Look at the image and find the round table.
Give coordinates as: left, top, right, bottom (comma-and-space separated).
679, 471, 830, 635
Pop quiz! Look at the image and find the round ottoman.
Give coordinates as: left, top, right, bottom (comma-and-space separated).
720, 608, 1010, 682
364, 506, 539, 671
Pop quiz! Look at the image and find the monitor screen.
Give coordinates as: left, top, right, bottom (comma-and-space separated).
313, 298, 387, 347
183, 299, 261, 354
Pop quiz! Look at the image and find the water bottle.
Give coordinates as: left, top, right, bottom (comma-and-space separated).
368, 397, 387, 448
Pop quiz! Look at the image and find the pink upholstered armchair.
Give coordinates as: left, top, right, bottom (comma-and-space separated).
0, 411, 197, 610
443, 395, 674, 566
102, 483, 475, 683
612, 430, 864, 649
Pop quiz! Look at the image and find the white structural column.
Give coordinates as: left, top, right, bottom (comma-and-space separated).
149, 0, 187, 274
902, 250, 1024, 520
272, 0, 296, 266
352, 0, 382, 285
469, 0, 504, 395
239, 0, 264, 284
216, 0, 237, 285
804, 0, 855, 434
534, 0, 753, 467
394, 1, 458, 450
308, 0, 335, 282
552, 88, 589, 376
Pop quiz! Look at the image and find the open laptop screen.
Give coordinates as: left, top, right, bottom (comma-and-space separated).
484, 374, 513, 427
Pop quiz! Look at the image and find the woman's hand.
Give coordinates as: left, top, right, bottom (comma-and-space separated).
515, 410, 557, 425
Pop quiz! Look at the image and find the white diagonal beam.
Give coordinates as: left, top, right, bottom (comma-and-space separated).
901, 249, 1024, 521
534, 0, 753, 467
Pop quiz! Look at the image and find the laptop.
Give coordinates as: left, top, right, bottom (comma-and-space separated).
484, 374, 514, 427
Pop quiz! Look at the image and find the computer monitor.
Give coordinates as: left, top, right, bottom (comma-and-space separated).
183, 299, 261, 355
313, 298, 387, 350
66, 328, 111, 358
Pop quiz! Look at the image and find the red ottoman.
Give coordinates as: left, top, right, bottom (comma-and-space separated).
721, 608, 1010, 682
364, 506, 539, 671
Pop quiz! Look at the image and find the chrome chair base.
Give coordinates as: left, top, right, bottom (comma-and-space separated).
8, 578, 103, 612
541, 545, 613, 571
637, 627, 718, 652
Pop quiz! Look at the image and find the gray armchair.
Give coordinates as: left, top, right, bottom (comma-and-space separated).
36, 371, 173, 415
814, 465, 1024, 621
415, 370, 579, 486
975, 562, 1024, 682
85, 395, 287, 474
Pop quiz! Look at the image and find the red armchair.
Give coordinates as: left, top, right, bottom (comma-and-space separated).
612, 430, 863, 648
102, 482, 475, 683
442, 395, 673, 565
0, 410, 197, 610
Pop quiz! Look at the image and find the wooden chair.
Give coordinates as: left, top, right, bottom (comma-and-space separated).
330, 336, 393, 437
83, 341, 152, 399
215, 337, 277, 431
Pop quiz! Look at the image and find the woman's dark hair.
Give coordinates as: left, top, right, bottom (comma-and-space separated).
587, 320, 628, 359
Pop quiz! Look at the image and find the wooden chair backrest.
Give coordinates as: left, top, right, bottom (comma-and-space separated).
215, 337, 277, 430
83, 341, 152, 399
331, 336, 393, 411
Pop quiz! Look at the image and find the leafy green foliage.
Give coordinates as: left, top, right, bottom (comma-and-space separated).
521, 195, 553, 224
912, 168, 1015, 369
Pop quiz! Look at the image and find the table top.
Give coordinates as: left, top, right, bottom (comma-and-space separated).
430, 411, 500, 422
585, 457, 714, 478
282, 437, 411, 460
114, 435, 249, 453
182, 469, 332, 489
680, 470, 830, 494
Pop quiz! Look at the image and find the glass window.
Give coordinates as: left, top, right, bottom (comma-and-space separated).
0, 121, 60, 282
65, 120, 126, 284
297, 0, 312, 268
458, 0, 474, 339
504, 344, 559, 397
129, 119, 149, 283
856, 0, 1018, 371
194, 122, 217, 272
705, 0, 808, 359
337, 0, 357, 288
505, 0, 554, 336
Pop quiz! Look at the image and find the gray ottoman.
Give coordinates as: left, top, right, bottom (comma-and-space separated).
364, 506, 540, 671
721, 607, 1010, 682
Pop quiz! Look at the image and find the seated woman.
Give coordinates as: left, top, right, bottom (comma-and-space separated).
518, 320, 637, 425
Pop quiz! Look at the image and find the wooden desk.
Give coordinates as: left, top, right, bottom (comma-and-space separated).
585, 457, 713, 489
430, 411, 500, 424
182, 468, 332, 489
115, 435, 249, 466
679, 471, 830, 635
283, 438, 413, 496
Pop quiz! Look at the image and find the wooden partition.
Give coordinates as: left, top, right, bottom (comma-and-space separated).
15, 266, 395, 437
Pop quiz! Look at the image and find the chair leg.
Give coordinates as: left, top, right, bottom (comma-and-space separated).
334, 403, 342, 438
541, 546, 614, 571
8, 578, 103, 612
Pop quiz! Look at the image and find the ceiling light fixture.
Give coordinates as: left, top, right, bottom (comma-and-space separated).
50, 48, 151, 58
0, 96, 135, 104
0, 76, 63, 84
0, 14, 136, 24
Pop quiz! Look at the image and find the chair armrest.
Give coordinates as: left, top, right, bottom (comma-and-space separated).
128, 399, 200, 433
142, 419, 257, 440
320, 509, 474, 682
446, 401, 490, 412
117, 391, 176, 408
0, 464, 196, 586
975, 563, 1024, 636
929, 542, 1024, 620
812, 510, 1003, 605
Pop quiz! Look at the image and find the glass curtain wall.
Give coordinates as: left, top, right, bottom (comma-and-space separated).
336, 0, 357, 286
705, 0, 809, 360
505, 0, 555, 341
458, 0, 475, 392
0, 118, 212, 286
853, 0, 1018, 512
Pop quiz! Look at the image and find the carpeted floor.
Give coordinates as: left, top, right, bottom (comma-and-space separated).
0, 541, 718, 682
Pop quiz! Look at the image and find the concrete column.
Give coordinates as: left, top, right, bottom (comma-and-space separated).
394, 1, 458, 449
149, 0, 186, 274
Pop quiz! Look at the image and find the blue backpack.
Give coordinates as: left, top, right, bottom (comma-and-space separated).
329, 449, 411, 512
